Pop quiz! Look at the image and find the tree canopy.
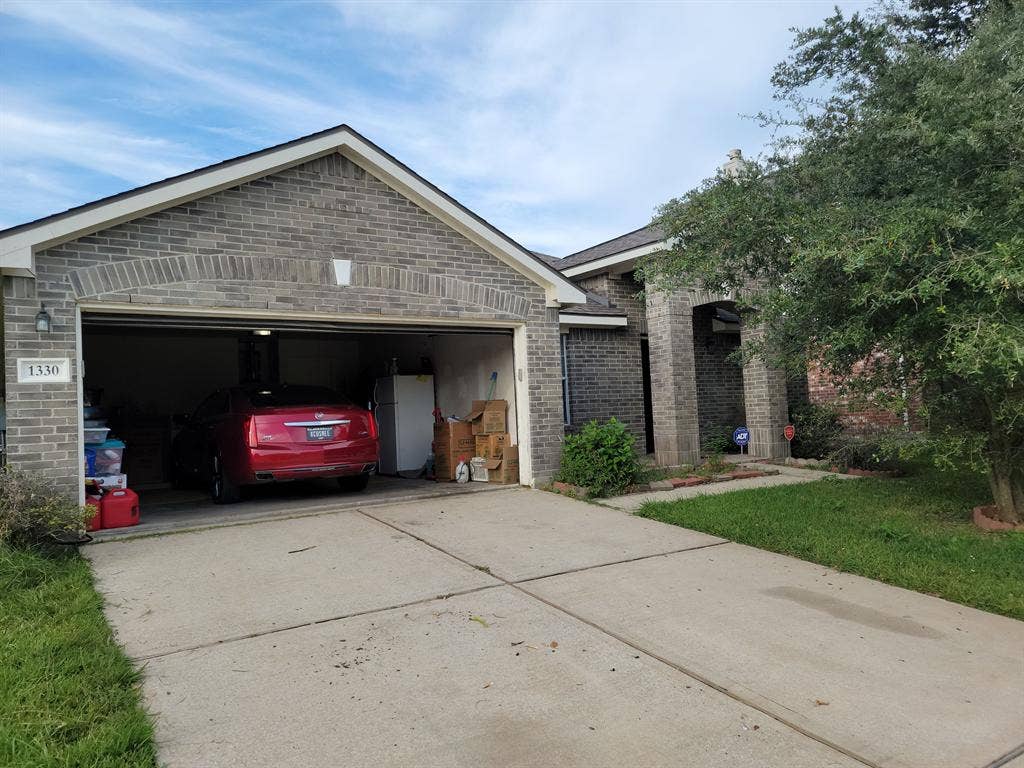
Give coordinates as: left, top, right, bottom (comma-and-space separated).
640, 1, 1024, 521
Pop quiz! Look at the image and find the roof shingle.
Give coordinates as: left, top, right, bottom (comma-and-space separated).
556, 224, 663, 270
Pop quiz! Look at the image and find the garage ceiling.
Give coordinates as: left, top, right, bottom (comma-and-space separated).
81, 312, 513, 336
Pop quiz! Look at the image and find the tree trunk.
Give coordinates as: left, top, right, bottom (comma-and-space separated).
988, 457, 1024, 525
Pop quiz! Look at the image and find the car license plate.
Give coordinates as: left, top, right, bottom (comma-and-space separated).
306, 426, 334, 441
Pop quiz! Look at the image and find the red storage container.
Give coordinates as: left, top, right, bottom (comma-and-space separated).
101, 488, 140, 529
85, 495, 103, 532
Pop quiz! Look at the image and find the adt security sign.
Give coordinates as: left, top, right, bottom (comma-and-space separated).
732, 426, 750, 447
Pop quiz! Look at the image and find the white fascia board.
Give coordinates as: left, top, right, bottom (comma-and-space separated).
0, 127, 586, 306
0, 140, 343, 269
0, 246, 34, 276
560, 240, 666, 279
558, 313, 628, 328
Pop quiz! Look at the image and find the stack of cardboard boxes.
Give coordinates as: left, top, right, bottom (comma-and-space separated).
432, 399, 519, 485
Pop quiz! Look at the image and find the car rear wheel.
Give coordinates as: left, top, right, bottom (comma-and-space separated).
337, 474, 370, 492
210, 453, 241, 504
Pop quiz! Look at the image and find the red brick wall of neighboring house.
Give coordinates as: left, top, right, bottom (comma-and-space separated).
806, 359, 916, 434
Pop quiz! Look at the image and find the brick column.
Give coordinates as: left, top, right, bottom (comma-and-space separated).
525, 306, 566, 485
3, 274, 81, 499
645, 289, 700, 465
741, 324, 791, 459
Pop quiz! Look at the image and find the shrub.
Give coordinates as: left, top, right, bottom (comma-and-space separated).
557, 418, 642, 497
825, 431, 911, 471
0, 467, 89, 545
701, 427, 734, 457
790, 404, 844, 459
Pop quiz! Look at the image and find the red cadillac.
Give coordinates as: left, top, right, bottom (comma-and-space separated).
172, 384, 379, 503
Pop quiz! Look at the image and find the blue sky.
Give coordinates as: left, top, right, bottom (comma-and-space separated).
0, 0, 867, 256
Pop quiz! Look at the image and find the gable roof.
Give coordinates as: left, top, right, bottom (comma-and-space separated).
0, 124, 584, 306
558, 224, 663, 270
559, 290, 627, 317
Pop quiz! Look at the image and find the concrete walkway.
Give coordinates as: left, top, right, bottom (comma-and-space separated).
85, 488, 1024, 768
602, 462, 857, 511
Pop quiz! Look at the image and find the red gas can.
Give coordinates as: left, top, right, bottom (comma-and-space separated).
100, 488, 140, 529
85, 495, 103, 532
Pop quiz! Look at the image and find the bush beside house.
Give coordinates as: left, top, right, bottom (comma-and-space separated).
0, 467, 90, 545
556, 418, 644, 497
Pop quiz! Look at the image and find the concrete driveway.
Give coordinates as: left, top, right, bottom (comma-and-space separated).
85, 488, 1024, 768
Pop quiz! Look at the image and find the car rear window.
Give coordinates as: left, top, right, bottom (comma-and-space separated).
243, 386, 350, 408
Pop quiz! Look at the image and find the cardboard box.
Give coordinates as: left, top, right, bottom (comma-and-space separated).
433, 421, 475, 481
86, 474, 128, 489
489, 432, 508, 458
486, 445, 519, 485
465, 400, 507, 435
474, 435, 491, 459
474, 432, 508, 460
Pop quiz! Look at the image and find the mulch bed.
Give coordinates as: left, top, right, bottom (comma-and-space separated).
552, 469, 780, 500
972, 505, 1024, 532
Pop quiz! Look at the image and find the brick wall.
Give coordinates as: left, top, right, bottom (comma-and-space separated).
564, 272, 646, 449
564, 327, 645, 445
692, 304, 745, 445
3, 152, 565, 494
806, 360, 912, 434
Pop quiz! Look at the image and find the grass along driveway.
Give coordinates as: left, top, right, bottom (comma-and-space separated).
637, 465, 1024, 620
0, 544, 156, 768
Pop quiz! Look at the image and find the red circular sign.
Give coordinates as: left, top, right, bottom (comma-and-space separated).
783, 424, 796, 441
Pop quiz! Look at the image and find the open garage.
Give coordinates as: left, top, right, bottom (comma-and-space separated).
80, 311, 520, 527
0, 125, 584, 532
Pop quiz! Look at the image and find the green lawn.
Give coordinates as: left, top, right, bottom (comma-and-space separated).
0, 544, 156, 768
637, 465, 1024, 620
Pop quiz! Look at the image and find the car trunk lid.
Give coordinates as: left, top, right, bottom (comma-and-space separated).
251, 405, 373, 447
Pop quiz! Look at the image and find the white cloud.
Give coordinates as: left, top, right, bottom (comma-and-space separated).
330, 1, 862, 254
1, 0, 864, 253
1, 106, 212, 184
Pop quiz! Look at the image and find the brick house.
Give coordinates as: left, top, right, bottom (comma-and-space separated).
0, 126, 792, 501
549, 224, 791, 465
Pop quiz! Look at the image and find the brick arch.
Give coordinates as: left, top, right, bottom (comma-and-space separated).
358, 264, 530, 318
68, 254, 530, 317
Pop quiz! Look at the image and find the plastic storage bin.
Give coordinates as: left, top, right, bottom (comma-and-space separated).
100, 488, 139, 529
84, 427, 111, 444
92, 439, 125, 474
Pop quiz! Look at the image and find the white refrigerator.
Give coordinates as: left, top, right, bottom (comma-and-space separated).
374, 375, 435, 475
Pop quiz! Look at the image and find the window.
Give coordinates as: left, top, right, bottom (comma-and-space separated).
560, 333, 571, 425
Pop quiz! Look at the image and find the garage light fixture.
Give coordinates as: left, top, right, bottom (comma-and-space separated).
252, 329, 272, 336
35, 303, 52, 333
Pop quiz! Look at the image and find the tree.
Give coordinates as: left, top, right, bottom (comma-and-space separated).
640, 1, 1024, 522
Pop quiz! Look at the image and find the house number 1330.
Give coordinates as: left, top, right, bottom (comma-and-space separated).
17, 358, 71, 383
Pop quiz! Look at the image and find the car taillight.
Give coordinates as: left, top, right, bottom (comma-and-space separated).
246, 417, 259, 448
367, 412, 378, 440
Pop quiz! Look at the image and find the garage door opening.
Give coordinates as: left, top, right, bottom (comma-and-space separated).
81, 313, 520, 533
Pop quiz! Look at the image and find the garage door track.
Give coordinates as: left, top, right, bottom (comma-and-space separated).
85, 488, 1024, 768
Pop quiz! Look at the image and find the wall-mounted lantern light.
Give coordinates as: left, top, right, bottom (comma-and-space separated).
35, 304, 52, 333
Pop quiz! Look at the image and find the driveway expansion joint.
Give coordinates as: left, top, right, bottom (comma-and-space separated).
983, 742, 1024, 768
129, 581, 502, 663
354, 507, 880, 768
